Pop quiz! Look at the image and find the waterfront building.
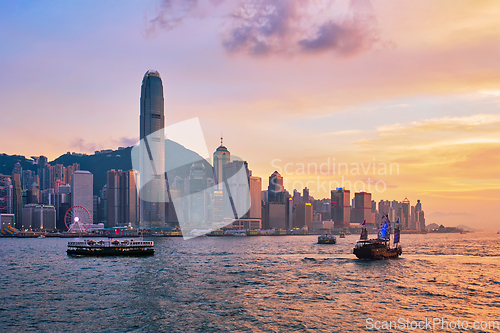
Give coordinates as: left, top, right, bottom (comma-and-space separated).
0, 175, 12, 214
33, 205, 56, 231
0, 214, 15, 229
106, 170, 140, 228
295, 202, 313, 229
262, 202, 287, 229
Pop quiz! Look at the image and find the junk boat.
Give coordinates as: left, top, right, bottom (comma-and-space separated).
318, 234, 336, 244
353, 218, 402, 260
67, 239, 154, 256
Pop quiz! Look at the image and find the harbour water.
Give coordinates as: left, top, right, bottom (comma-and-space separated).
1, 233, 499, 332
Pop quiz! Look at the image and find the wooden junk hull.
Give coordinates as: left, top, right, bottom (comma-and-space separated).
353, 245, 401, 260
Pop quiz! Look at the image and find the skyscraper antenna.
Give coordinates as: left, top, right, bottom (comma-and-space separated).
221, 133, 223, 146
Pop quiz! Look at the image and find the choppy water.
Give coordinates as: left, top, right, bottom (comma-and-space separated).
1, 233, 500, 332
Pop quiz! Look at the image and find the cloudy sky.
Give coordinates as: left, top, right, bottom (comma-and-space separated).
1, 0, 499, 229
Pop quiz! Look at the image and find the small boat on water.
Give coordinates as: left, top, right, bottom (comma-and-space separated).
67, 239, 154, 256
38, 235, 45, 239
353, 218, 402, 260
339, 232, 346, 238
318, 234, 336, 244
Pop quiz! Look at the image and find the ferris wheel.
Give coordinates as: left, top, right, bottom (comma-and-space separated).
64, 205, 92, 232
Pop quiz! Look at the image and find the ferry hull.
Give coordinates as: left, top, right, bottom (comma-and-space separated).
318, 236, 336, 244
318, 239, 336, 244
67, 248, 154, 256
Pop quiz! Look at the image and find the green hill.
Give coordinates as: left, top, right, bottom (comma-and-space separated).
0, 154, 37, 176
1, 140, 212, 195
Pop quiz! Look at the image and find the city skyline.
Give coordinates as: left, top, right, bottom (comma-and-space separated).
1, 1, 499, 230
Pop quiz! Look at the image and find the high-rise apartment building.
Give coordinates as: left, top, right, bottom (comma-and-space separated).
71, 170, 93, 226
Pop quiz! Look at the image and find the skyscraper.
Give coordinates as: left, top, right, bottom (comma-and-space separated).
402, 197, 411, 229
139, 70, 166, 229
331, 188, 351, 228
11, 162, 22, 176
222, 160, 249, 218
302, 187, 310, 203
249, 175, 262, 219
354, 191, 373, 225
188, 162, 207, 223
12, 174, 22, 229
268, 171, 284, 202
415, 199, 425, 231
212, 139, 230, 223
213, 138, 230, 189
106, 170, 139, 228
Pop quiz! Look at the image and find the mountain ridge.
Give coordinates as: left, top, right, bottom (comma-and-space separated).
0, 140, 211, 195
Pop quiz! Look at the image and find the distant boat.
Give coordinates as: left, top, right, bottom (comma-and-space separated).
318, 235, 336, 244
339, 232, 346, 238
38, 235, 45, 239
353, 217, 402, 260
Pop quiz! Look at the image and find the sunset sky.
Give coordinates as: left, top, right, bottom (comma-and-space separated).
1, 0, 499, 229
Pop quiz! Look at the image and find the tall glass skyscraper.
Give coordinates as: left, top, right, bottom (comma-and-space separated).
140, 70, 166, 229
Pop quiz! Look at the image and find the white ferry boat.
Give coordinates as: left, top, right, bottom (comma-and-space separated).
67, 239, 154, 256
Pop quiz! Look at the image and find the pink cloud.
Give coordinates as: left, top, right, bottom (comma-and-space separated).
146, 0, 384, 57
